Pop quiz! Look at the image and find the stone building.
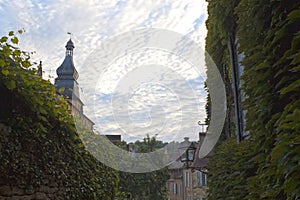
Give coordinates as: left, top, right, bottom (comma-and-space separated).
166, 137, 208, 200
182, 169, 208, 200
167, 160, 184, 200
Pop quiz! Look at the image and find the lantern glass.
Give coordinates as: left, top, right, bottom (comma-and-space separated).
179, 141, 197, 165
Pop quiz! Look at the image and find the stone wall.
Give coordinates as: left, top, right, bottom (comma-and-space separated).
0, 185, 60, 200
0, 124, 63, 199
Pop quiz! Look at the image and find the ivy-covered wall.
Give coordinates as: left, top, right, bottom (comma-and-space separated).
205, 0, 241, 140
0, 31, 118, 199
205, 0, 300, 199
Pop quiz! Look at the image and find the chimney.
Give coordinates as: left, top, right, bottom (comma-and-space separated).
184, 137, 189, 142
198, 121, 207, 145
199, 132, 206, 145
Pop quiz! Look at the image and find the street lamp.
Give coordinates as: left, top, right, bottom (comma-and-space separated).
180, 121, 208, 170
179, 138, 197, 168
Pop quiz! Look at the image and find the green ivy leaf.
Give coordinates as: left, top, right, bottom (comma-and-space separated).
21, 60, 31, 68
59, 87, 65, 93
281, 79, 300, 95
13, 49, 21, 57
2, 45, 10, 57
8, 31, 14, 36
0, 36, 8, 43
287, 9, 300, 25
2, 69, 9, 76
290, 52, 300, 65
11, 37, 19, 44
6, 80, 16, 90
0, 59, 5, 67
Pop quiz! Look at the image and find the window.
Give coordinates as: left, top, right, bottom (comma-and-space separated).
185, 171, 190, 187
197, 171, 207, 186
198, 171, 202, 186
173, 183, 177, 194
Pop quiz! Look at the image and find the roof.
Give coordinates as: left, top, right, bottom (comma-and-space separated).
105, 135, 121, 143
56, 39, 78, 80
66, 39, 74, 49
168, 160, 184, 170
190, 141, 211, 169
56, 56, 79, 80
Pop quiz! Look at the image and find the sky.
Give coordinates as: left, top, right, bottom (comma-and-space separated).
0, 0, 209, 142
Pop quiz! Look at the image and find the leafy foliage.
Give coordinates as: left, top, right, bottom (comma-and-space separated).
0, 31, 118, 199
118, 135, 170, 200
207, 137, 255, 200
205, 0, 241, 139
205, 0, 300, 199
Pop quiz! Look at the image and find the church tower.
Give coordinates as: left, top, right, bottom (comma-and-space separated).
55, 39, 83, 115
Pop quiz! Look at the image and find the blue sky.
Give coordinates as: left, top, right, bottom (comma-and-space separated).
0, 0, 208, 142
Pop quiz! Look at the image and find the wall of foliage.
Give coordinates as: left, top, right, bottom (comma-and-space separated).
205, 0, 300, 199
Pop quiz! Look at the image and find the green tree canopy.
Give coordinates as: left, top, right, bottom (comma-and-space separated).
118, 135, 170, 200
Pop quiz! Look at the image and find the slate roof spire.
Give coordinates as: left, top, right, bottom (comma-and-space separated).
55, 38, 83, 113
65, 38, 74, 56
56, 39, 78, 80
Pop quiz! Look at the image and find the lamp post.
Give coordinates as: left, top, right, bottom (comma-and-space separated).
179, 137, 197, 169
180, 121, 208, 171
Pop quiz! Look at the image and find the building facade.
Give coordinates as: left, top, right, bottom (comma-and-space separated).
167, 163, 208, 200
167, 161, 184, 200
166, 137, 208, 200
183, 169, 208, 200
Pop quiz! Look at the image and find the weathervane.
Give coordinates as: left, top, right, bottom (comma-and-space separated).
67, 32, 72, 39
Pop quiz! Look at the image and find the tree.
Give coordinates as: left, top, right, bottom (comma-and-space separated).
118, 135, 169, 200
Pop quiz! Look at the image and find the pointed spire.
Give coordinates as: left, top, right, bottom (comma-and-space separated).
55, 39, 80, 101
56, 39, 78, 80
65, 39, 74, 56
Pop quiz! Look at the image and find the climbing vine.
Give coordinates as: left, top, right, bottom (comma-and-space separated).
207, 137, 255, 200
205, 0, 241, 139
205, 0, 300, 199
